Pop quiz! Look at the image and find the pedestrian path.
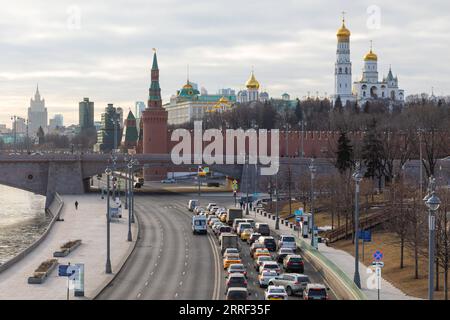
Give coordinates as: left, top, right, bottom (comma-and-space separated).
246, 206, 420, 300
0, 194, 137, 300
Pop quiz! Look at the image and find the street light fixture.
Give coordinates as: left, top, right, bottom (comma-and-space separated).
105, 167, 112, 274
275, 173, 279, 230
353, 162, 363, 289
424, 176, 441, 300
127, 161, 133, 242
309, 158, 317, 248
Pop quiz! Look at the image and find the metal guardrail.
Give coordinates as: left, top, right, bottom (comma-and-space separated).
296, 237, 367, 300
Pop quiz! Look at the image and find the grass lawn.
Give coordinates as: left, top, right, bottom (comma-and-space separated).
332, 229, 450, 300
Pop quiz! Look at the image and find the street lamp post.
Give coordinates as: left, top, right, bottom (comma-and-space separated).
127, 161, 133, 242
309, 159, 317, 248
275, 173, 280, 230
26, 119, 30, 154
246, 154, 249, 216
353, 162, 363, 288
130, 158, 138, 224
424, 176, 441, 300
105, 167, 112, 274
124, 157, 128, 210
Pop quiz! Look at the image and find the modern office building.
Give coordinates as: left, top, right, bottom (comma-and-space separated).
28, 85, 48, 136
79, 98, 95, 131
48, 114, 64, 133
94, 103, 123, 153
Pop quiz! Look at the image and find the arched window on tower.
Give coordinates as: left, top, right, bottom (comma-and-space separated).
345, 67, 348, 74
339, 67, 342, 74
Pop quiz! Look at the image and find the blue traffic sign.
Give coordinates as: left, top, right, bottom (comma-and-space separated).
295, 216, 301, 222
358, 230, 372, 242
373, 250, 383, 261
295, 208, 304, 216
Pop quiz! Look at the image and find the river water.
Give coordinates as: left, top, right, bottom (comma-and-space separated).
0, 185, 49, 265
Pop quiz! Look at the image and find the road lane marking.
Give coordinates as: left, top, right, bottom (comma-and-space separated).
145, 281, 148, 286
137, 293, 142, 298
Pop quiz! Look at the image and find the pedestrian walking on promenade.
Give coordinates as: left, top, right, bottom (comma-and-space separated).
75, 201, 79, 210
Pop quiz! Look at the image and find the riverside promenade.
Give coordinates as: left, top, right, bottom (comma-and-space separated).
0, 194, 137, 300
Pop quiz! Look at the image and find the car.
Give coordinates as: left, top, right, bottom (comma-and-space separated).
227, 263, 247, 277
258, 236, 277, 252
268, 274, 311, 296
258, 270, 279, 288
240, 228, 254, 241
276, 248, 295, 263
226, 287, 249, 300
188, 199, 199, 211
237, 223, 252, 236
194, 206, 206, 215
219, 212, 228, 223
208, 216, 220, 226
223, 253, 242, 269
244, 218, 255, 229
258, 261, 281, 274
253, 248, 271, 260
161, 178, 176, 183
303, 284, 329, 300
278, 235, 297, 251
209, 206, 219, 215
265, 285, 288, 300
283, 255, 305, 273
255, 223, 270, 236
247, 232, 262, 245
223, 248, 239, 257
254, 255, 273, 271
206, 203, 217, 211
215, 207, 227, 215
250, 243, 266, 258
232, 219, 247, 233
215, 225, 232, 237
225, 273, 248, 291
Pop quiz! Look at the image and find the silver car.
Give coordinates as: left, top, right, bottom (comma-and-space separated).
267, 273, 310, 296
258, 270, 278, 288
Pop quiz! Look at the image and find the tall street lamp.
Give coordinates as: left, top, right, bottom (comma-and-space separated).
130, 158, 138, 224
424, 176, 441, 300
105, 167, 112, 274
275, 173, 280, 230
309, 159, 317, 248
353, 162, 363, 288
127, 161, 133, 241
245, 154, 250, 216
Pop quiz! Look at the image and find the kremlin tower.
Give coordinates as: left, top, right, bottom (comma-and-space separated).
141, 49, 169, 181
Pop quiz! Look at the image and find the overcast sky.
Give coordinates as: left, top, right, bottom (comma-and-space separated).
0, 0, 448, 126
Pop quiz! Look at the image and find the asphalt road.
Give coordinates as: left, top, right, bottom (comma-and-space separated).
96, 191, 336, 300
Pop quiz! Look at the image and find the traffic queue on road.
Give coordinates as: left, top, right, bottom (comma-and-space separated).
188, 199, 330, 301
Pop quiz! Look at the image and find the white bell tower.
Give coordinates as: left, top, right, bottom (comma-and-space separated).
333, 13, 355, 106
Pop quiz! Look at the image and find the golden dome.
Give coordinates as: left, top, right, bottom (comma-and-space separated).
218, 96, 229, 103
183, 82, 193, 89
245, 71, 260, 89
336, 21, 351, 41
364, 49, 378, 61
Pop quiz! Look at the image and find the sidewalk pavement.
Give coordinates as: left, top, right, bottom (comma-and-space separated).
246, 206, 420, 300
0, 194, 137, 300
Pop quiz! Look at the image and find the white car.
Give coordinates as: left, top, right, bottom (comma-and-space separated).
259, 261, 281, 274
278, 235, 297, 250
265, 285, 288, 300
206, 203, 217, 210
161, 178, 176, 183
258, 270, 278, 288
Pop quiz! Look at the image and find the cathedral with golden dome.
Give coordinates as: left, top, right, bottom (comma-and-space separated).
237, 70, 269, 103
333, 15, 404, 107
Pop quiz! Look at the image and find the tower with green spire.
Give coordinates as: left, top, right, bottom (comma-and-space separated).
148, 49, 162, 108
142, 49, 169, 180
123, 110, 138, 149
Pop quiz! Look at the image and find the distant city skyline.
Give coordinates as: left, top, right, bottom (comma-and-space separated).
1, 0, 449, 125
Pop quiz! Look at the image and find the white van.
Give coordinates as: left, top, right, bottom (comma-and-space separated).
192, 215, 207, 235
188, 199, 199, 212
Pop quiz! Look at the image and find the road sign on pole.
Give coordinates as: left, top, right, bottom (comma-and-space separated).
373, 250, 383, 261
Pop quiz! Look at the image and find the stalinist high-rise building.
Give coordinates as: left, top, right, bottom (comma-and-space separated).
332, 16, 356, 106
28, 85, 48, 137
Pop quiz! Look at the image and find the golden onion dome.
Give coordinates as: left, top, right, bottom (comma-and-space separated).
183, 82, 193, 89
336, 21, 351, 41
246, 71, 260, 89
364, 49, 378, 61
